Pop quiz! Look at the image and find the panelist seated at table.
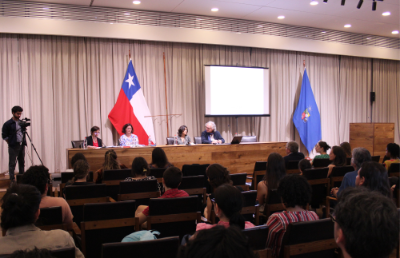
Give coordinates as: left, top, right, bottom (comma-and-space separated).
119, 123, 139, 146
86, 126, 103, 149
177, 125, 192, 145
201, 121, 225, 144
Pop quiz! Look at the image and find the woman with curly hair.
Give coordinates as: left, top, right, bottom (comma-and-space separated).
266, 174, 319, 258
95, 149, 127, 183
257, 153, 286, 209
327, 146, 347, 177
119, 123, 139, 147
204, 164, 233, 220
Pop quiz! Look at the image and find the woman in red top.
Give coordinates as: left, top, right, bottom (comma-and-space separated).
87, 126, 103, 148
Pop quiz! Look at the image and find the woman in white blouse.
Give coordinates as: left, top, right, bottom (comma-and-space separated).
119, 123, 139, 146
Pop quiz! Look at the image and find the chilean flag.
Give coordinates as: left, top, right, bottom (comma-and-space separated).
108, 60, 155, 145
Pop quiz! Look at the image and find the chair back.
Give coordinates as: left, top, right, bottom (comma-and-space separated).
179, 176, 207, 205
242, 225, 269, 250
264, 189, 284, 219
102, 236, 180, 258
103, 169, 132, 200
194, 136, 202, 144
71, 140, 84, 148
148, 168, 167, 183
312, 159, 331, 168
242, 190, 259, 225
50, 247, 76, 258
241, 136, 257, 142
35, 206, 66, 231
81, 201, 136, 258
346, 157, 351, 165
303, 168, 330, 210
61, 172, 94, 183
371, 155, 380, 162
231, 173, 249, 191
330, 165, 354, 188
251, 161, 267, 190
286, 160, 300, 170
388, 163, 400, 177
65, 184, 108, 228
147, 196, 201, 239
118, 180, 160, 206
166, 137, 175, 145
281, 218, 337, 258
182, 164, 210, 192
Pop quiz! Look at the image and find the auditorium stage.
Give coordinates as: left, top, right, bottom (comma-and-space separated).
67, 142, 287, 175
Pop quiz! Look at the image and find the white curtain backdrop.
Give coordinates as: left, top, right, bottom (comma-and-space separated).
1, 34, 399, 172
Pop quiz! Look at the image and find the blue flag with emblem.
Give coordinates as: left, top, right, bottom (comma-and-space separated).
293, 68, 321, 154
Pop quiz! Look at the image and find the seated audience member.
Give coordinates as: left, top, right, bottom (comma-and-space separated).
340, 142, 352, 158
204, 164, 233, 220
177, 125, 192, 145
86, 125, 103, 149
125, 157, 155, 181
95, 149, 127, 183
135, 167, 189, 225
179, 226, 256, 258
356, 161, 392, 198
311, 141, 331, 164
196, 184, 255, 231
331, 147, 371, 198
0, 184, 84, 257
327, 146, 347, 177
283, 141, 304, 164
298, 159, 311, 175
119, 123, 139, 147
20, 166, 73, 230
333, 187, 399, 258
149, 147, 173, 169
266, 174, 319, 258
257, 153, 286, 211
201, 121, 225, 144
65, 160, 93, 188
66, 153, 86, 172
383, 143, 400, 169
9, 248, 55, 258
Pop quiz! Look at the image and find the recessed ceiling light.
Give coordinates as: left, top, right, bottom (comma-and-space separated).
382, 12, 391, 16
321, 31, 326, 33
257, 25, 263, 28
310, 1, 319, 5
43, 7, 49, 10
132, 1, 141, 4
392, 30, 399, 34
278, 16, 285, 19
211, 8, 219, 12
344, 24, 351, 28
110, 23, 114, 24
124, 12, 130, 15
366, 37, 370, 39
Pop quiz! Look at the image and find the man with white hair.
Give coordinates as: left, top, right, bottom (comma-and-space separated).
201, 121, 225, 144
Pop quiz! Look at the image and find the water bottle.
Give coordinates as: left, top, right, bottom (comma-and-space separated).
174, 135, 178, 146
83, 137, 87, 149
148, 136, 152, 146
133, 137, 137, 147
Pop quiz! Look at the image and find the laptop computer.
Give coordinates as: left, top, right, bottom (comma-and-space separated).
230, 136, 242, 144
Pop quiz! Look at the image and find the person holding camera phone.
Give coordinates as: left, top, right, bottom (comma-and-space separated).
2, 106, 27, 181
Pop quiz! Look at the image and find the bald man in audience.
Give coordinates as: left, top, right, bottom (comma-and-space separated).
333, 187, 399, 258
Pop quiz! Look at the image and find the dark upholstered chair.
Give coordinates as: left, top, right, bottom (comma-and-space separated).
102, 169, 132, 200
312, 159, 331, 168
248, 161, 267, 190
35, 206, 67, 231
302, 167, 330, 216
194, 136, 202, 144
146, 196, 201, 239
71, 140, 84, 148
280, 218, 337, 258
50, 247, 76, 258
166, 137, 175, 145
371, 155, 380, 162
264, 189, 285, 219
243, 225, 269, 257
241, 136, 257, 142
329, 165, 354, 188
148, 168, 167, 183
179, 175, 207, 205
102, 236, 180, 258
118, 179, 160, 206
81, 201, 136, 258
388, 163, 400, 177
230, 173, 249, 191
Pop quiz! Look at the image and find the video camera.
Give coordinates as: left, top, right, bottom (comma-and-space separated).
19, 118, 31, 129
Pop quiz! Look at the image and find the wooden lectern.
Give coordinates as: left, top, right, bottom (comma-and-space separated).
349, 123, 394, 162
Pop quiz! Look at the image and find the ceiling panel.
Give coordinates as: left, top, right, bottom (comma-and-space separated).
92, 0, 183, 12
22, 0, 91, 6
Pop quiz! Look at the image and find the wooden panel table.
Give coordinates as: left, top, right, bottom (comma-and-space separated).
67, 142, 286, 175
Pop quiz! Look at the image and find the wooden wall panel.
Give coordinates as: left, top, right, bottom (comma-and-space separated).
350, 123, 374, 154
374, 123, 394, 161
67, 142, 287, 175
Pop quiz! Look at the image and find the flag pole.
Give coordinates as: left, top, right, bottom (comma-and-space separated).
129, 50, 131, 59
303, 60, 305, 69
163, 52, 170, 137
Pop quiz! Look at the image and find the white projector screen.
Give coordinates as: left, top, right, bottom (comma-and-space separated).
205, 65, 270, 116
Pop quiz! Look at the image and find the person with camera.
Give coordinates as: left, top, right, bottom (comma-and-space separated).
2, 106, 27, 181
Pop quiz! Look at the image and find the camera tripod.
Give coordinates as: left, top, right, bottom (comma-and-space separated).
22, 129, 43, 166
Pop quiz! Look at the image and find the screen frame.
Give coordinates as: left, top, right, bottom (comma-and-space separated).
204, 65, 271, 117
